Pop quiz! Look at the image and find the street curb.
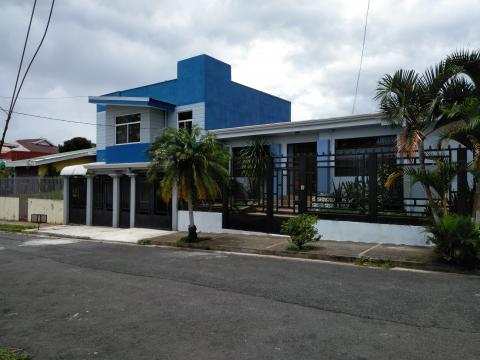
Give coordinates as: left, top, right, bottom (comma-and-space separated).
153, 240, 479, 275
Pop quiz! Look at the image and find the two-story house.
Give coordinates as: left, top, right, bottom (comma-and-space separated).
62, 54, 431, 245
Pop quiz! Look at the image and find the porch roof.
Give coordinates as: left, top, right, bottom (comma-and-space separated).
88, 96, 176, 112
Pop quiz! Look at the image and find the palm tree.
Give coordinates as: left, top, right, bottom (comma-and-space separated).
436, 49, 480, 221
375, 65, 453, 223
239, 138, 271, 200
148, 126, 230, 242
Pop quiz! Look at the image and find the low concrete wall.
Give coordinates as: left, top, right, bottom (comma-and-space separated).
179, 210, 428, 246
178, 211, 223, 233
315, 219, 428, 246
28, 198, 64, 224
0, 197, 20, 221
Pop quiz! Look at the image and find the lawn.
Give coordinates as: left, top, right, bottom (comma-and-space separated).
0, 223, 37, 233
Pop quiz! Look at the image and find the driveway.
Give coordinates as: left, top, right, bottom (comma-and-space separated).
0, 231, 479, 359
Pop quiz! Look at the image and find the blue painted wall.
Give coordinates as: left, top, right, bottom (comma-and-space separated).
105, 143, 151, 163
97, 54, 291, 163
99, 54, 291, 126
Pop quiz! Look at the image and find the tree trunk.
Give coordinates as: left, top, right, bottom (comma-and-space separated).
187, 193, 197, 242
418, 141, 441, 224
472, 153, 480, 223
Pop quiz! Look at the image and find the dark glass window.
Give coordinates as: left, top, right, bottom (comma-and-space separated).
178, 111, 193, 131
335, 135, 396, 176
115, 113, 141, 144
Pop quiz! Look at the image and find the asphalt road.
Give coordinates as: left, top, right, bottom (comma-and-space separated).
1, 232, 479, 360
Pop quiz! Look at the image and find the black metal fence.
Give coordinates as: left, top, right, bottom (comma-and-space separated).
0, 176, 63, 199
223, 147, 470, 233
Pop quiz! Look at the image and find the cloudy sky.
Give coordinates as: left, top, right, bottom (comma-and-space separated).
0, 0, 479, 145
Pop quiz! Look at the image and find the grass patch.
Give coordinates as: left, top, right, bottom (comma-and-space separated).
0, 347, 32, 360
176, 236, 211, 245
137, 239, 152, 245
285, 244, 316, 252
355, 256, 393, 269
0, 223, 37, 233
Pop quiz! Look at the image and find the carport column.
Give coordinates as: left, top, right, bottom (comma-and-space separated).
110, 174, 121, 228
127, 173, 136, 228
86, 175, 94, 226
62, 176, 69, 225
172, 182, 178, 231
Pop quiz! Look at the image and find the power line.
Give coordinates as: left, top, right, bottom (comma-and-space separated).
0, 95, 88, 100
0, 0, 55, 151
352, 0, 371, 115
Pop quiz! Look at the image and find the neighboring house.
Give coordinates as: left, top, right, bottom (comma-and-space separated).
6, 148, 96, 177
1, 138, 58, 161
60, 54, 446, 245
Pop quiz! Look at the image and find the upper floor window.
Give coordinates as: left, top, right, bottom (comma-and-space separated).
178, 111, 193, 132
116, 113, 140, 144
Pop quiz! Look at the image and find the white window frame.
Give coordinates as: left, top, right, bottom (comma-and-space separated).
115, 113, 141, 145
177, 110, 193, 131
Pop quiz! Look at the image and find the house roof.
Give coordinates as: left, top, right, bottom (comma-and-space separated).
88, 96, 176, 112
14, 138, 58, 154
5, 147, 96, 168
210, 113, 386, 139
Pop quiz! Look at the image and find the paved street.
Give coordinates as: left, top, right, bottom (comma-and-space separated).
1, 232, 480, 360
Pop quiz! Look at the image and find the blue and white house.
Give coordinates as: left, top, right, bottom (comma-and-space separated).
61, 54, 433, 245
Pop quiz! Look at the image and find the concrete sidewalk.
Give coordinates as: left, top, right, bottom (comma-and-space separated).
147, 231, 464, 272
36, 225, 175, 243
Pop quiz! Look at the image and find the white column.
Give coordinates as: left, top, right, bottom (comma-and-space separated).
171, 182, 178, 231
127, 173, 136, 228
62, 176, 69, 225
110, 174, 121, 228
86, 175, 94, 226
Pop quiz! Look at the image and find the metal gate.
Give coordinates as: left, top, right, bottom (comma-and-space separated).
135, 175, 171, 229
92, 175, 113, 226
69, 177, 86, 224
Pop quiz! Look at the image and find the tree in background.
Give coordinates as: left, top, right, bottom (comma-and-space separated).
59, 137, 95, 152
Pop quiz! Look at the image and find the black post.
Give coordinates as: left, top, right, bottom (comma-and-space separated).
299, 154, 308, 214
266, 156, 274, 231
367, 153, 378, 222
222, 180, 229, 229
457, 147, 468, 216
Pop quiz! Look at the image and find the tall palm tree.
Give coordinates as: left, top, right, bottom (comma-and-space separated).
437, 49, 480, 221
375, 64, 453, 223
148, 126, 230, 241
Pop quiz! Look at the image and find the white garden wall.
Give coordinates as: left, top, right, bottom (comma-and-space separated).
179, 210, 429, 246
28, 198, 64, 224
178, 211, 223, 233
0, 197, 20, 221
314, 219, 428, 246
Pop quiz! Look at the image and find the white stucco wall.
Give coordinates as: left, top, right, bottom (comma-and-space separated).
315, 219, 428, 246
178, 210, 223, 233
167, 102, 206, 130
28, 198, 64, 224
0, 197, 19, 221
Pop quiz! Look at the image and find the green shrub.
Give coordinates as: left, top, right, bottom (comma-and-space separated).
281, 214, 322, 250
0, 347, 32, 360
425, 215, 480, 269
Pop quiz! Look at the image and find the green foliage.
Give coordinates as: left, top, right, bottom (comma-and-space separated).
354, 257, 393, 269
332, 179, 367, 212
138, 239, 152, 245
59, 137, 95, 152
148, 126, 230, 203
239, 138, 271, 198
0, 347, 32, 360
425, 214, 480, 269
281, 214, 322, 250
0, 223, 36, 233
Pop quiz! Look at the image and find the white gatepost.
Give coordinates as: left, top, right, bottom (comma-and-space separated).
86, 175, 94, 226
172, 182, 178, 231
110, 174, 121, 228
127, 173, 136, 228
62, 176, 69, 225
